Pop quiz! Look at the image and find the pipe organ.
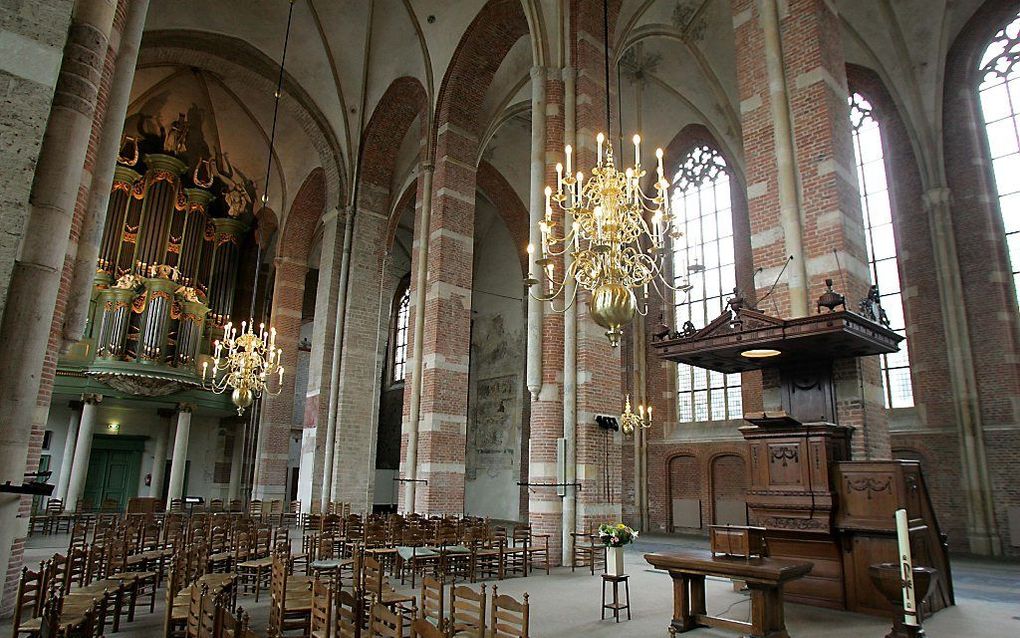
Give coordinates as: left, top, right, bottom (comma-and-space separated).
79, 147, 254, 392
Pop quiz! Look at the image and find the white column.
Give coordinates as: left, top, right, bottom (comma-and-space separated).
165, 405, 192, 508
54, 401, 83, 503
149, 409, 172, 499
62, 0, 150, 348
64, 394, 102, 511
321, 208, 355, 509
759, 0, 809, 316
228, 423, 244, 501
526, 65, 547, 398
402, 163, 434, 512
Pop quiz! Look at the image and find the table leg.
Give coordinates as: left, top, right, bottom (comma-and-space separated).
625, 576, 631, 621
747, 584, 768, 638
767, 585, 790, 638
690, 576, 706, 616
602, 577, 607, 620
614, 580, 620, 623
671, 573, 695, 632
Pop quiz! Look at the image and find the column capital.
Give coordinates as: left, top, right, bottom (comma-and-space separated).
420, 161, 435, 173
922, 187, 952, 209
530, 65, 548, 79
81, 393, 102, 405
321, 207, 341, 224
177, 403, 194, 414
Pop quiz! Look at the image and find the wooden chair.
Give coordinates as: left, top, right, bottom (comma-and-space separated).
12, 564, 45, 638
334, 588, 361, 638
269, 551, 312, 637
310, 579, 331, 638
419, 576, 445, 634
368, 602, 403, 638
448, 584, 486, 638
362, 555, 415, 616
488, 586, 529, 638
411, 618, 444, 638
283, 500, 301, 527
571, 524, 605, 575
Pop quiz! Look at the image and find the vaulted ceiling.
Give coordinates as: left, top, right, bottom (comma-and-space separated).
136, 0, 994, 244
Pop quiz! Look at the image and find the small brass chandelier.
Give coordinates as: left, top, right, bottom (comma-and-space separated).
525, 0, 689, 347
200, 0, 294, 414
620, 394, 652, 435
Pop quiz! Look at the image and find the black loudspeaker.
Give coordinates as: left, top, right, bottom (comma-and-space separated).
595, 415, 619, 431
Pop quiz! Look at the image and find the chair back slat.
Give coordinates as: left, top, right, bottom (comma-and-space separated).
368, 602, 403, 638
449, 584, 486, 638
488, 586, 529, 638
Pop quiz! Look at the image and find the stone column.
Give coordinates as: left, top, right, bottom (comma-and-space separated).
54, 401, 83, 503
572, 1, 623, 532
299, 207, 342, 508
150, 409, 173, 499
526, 67, 547, 399
64, 394, 102, 511
922, 188, 1001, 554
528, 67, 566, 564
733, 0, 887, 456
0, 0, 116, 602
62, 0, 149, 349
228, 423, 244, 501
165, 405, 192, 507
321, 208, 356, 509
254, 257, 307, 500
401, 164, 434, 513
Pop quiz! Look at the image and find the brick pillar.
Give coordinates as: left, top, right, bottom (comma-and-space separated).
254, 256, 307, 500
299, 208, 342, 508
733, 0, 887, 457
527, 68, 565, 563
411, 130, 476, 515
572, 3, 623, 531
332, 191, 391, 513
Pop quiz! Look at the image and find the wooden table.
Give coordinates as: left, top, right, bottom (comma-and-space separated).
645, 550, 812, 638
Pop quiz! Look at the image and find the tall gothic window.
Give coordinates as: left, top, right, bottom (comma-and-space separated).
671, 145, 741, 422
391, 286, 410, 382
849, 92, 913, 408
979, 11, 1020, 308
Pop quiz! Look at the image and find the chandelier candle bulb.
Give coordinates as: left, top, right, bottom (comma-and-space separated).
556, 163, 563, 194
596, 133, 604, 166
565, 144, 573, 176
633, 134, 641, 166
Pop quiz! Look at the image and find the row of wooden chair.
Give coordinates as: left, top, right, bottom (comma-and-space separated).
309, 574, 530, 638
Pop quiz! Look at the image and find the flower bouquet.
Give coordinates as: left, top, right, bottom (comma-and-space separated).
598, 522, 638, 547
598, 522, 638, 576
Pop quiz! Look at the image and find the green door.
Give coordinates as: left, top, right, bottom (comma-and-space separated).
81, 435, 144, 511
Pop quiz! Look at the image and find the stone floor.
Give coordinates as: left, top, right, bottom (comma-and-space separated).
10, 531, 1020, 637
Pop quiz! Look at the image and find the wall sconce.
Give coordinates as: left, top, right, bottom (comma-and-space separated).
107, 422, 120, 432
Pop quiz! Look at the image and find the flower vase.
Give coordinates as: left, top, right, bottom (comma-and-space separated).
607, 546, 625, 576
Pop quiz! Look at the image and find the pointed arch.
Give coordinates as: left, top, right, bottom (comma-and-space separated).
278, 168, 326, 263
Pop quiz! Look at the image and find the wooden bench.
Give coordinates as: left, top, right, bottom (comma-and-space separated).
645, 550, 812, 638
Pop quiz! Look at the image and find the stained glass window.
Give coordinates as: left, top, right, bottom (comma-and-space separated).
849, 92, 913, 408
979, 11, 1020, 310
392, 286, 410, 382
671, 146, 741, 422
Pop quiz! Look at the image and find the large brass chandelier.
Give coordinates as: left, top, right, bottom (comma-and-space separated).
202, 321, 284, 414
525, 1, 688, 347
527, 134, 679, 346
200, 0, 294, 414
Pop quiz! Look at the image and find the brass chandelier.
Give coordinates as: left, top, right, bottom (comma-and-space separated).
525, 1, 689, 347
202, 321, 284, 414
200, 0, 294, 414
620, 394, 652, 434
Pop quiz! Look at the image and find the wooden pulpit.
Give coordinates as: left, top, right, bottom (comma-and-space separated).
653, 305, 954, 618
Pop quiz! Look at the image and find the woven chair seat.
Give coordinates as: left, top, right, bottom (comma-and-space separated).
397, 546, 438, 561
